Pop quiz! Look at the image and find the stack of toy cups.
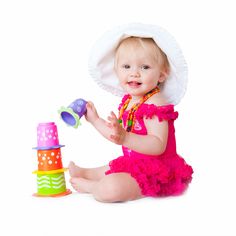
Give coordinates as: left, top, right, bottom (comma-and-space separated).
32, 122, 71, 197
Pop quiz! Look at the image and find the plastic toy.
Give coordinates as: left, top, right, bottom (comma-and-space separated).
32, 122, 72, 197
58, 98, 87, 128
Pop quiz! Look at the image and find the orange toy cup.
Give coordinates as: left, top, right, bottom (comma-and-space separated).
37, 148, 63, 171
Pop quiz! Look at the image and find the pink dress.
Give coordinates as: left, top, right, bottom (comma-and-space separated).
105, 95, 193, 197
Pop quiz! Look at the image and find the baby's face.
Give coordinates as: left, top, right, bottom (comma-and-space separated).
115, 45, 164, 98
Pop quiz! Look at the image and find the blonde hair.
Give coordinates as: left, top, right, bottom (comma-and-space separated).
114, 37, 170, 73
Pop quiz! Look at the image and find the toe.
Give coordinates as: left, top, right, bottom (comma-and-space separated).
68, 161, 75, 168
70, 177, 77, 184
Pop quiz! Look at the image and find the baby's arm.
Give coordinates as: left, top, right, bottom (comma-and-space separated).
108, 112, 168, 156
85, 102, 168, 156
85, 102, 114, 140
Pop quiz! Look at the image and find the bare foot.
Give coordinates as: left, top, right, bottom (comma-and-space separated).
68, 161, 85, 178
70, 177, 96, 193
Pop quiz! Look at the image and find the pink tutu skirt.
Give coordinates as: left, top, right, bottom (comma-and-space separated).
105, 155, 193, 197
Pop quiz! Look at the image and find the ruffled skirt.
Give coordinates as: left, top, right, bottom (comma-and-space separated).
105, 155, 193, 197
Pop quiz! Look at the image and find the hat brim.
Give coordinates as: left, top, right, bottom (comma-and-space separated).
88, 23, 188, 105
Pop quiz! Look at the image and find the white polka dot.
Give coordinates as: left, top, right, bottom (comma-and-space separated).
46, 129, 49, 133
50, 129, 53, 133
53, 136, 56, 140
38, 153, 41, 157
51, 152, 55, 156
48, 160, 52, 165
42, 132, 45, 137
48, 134, 52, 139
40, 162, 43, 165
42, 156, 46, 161
56, 155, 59, 159
44, 154, 46, 156
55, 161, 57, 164
47, 156, 50, 160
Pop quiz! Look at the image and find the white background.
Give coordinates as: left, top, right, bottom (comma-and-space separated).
0, 0, 236, 235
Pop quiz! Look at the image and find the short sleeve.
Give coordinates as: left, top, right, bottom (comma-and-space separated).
136, 104, 178, 122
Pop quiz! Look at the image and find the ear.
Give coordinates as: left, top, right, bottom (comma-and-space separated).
158, 69, 169, 83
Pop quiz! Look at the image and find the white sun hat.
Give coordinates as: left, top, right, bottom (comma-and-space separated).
88, 23, 188, 105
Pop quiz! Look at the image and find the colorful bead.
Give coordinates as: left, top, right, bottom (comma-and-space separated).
128, 120, 133, 126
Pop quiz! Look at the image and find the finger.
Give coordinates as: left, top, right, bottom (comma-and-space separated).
109, 120, 118, 128
110, 111, 118, 119
109, 113, 119, 125
108, 117, 117, 127
86, 101, 95, 110
86, 103, 91, 111
107, 115, 113, 121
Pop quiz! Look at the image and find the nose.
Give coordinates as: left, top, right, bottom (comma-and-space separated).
130, 67, 140, 77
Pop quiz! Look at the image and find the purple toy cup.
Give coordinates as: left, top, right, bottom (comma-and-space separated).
33, 122, 65, 150
59, 98, 87, 128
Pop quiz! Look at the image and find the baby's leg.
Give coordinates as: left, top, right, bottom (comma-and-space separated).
70, 178, 97, 193
68, 161, 109, 180
92, 173, 142, 203
70, 172, 142, 202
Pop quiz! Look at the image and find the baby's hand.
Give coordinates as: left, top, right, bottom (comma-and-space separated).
107, 111, 127, 145
85, 102, 99, 124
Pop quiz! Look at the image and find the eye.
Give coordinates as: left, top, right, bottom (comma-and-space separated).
122, 64, 130, 69
141, 65, 150, 70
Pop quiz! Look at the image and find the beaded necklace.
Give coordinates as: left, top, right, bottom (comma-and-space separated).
118, 86, 160, 132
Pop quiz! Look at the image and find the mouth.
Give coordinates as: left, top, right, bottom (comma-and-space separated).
127, 81, 142, 88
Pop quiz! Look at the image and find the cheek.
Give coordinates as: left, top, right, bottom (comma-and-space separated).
143, 73, 157, 82
117, 72, 127, 82
147, 72, 160, 82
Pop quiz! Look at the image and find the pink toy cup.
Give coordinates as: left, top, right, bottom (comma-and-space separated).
33, 122, 65, 150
